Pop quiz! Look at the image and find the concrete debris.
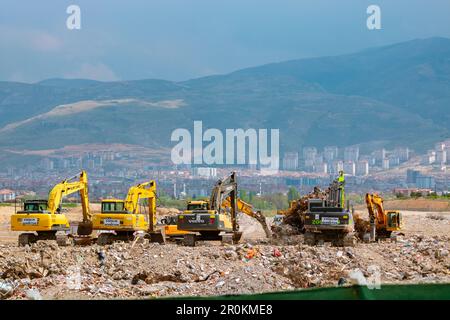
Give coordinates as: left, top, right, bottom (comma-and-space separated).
0, 229, 448, 299
0, 279, 16, 299
25, 288, 42, 300
0, 206, 449, 299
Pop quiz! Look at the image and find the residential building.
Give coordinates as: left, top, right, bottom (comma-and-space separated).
330, 160, 344, 175
373, 149, 386, 165
356, 160, 369, 176
302, 147, 317, 161
436, 150, 447, 165
416, 175, 436, 189
406, 169, 420, 184
344, 146, 359, 162
382, 158, 390, 170
282, 152, 299, 171
343, 161, 356, 176
313, 154, 324, 165
192, 167, 217, 178
313, 163, 327, 174
0, 189, 15, 202
393, 147, 410, 162
445, 146, 450, 164
388, 156, 400, 167
435, 142, 445, 151
323, 146, 338, 162
42, 158, 54, 170
426, 150, 436, 164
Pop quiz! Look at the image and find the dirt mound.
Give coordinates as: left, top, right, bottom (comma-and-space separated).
156, 207, 180, 217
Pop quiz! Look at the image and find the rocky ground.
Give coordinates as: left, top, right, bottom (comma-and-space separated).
0, 208, 449, 300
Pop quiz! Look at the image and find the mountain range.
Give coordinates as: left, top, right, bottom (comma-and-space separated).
0, 37, 449, 160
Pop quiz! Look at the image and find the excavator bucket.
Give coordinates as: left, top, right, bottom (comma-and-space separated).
253, 210, 272, 239
77, 221, 93, 236
232, 231, 243, 243
147, 230, 166, 244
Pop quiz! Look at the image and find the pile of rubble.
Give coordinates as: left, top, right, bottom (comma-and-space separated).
274, 235, 450, 288
281, 187, 326, 232
0, 231, 449, 299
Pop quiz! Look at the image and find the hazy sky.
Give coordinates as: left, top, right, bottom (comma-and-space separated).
1, 0, 449, 82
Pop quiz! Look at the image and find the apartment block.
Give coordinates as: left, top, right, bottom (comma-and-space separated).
356, 160, 369, 176
282, 152, 299, 171
323, 146, 338, 162
344, 146, 359, 162
302, 147, 317, 161
343, 161, 356, 176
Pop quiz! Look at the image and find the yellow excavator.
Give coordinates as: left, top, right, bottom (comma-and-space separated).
365, 193, 403, 241
92, 180, 164, 245
177, 172, 270, 246
11, 171, 92, 246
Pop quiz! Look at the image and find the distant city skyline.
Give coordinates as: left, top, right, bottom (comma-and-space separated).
1, 0, 450, 82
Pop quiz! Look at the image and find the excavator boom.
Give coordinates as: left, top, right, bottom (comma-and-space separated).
47, 171, 90, 218
365, 193, 387, 227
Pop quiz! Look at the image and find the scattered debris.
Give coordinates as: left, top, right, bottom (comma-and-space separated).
272, 248, 282, 257
0, 207, 449, 299
25, 288, 42, 300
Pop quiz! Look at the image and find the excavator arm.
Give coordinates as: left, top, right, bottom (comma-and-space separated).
222, 197, 272, 238
123, 180, 157, 232
365, 194, 387, 226
47, 171, 92, 236
365, 193, 388, 241
209, 172, 238, 231
47, 171, 90, 218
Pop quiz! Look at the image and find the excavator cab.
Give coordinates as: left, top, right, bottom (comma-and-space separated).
101, 199, 128, 213
93, 198, 148, 231
12, 200, 68, 237
186, 200, 210, 211
386, 211, 402, 231
22, 200, 49, 213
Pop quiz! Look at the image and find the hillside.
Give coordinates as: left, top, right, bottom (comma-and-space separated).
0, 37, 449, 154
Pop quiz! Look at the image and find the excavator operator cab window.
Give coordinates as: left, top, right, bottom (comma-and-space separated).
187, 202, 209, 211
24, 202, 47, 212
387, 212, 399, 228
102, 201, 126, 213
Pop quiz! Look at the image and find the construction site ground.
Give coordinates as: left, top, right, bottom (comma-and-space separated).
0, 204, 449, 299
